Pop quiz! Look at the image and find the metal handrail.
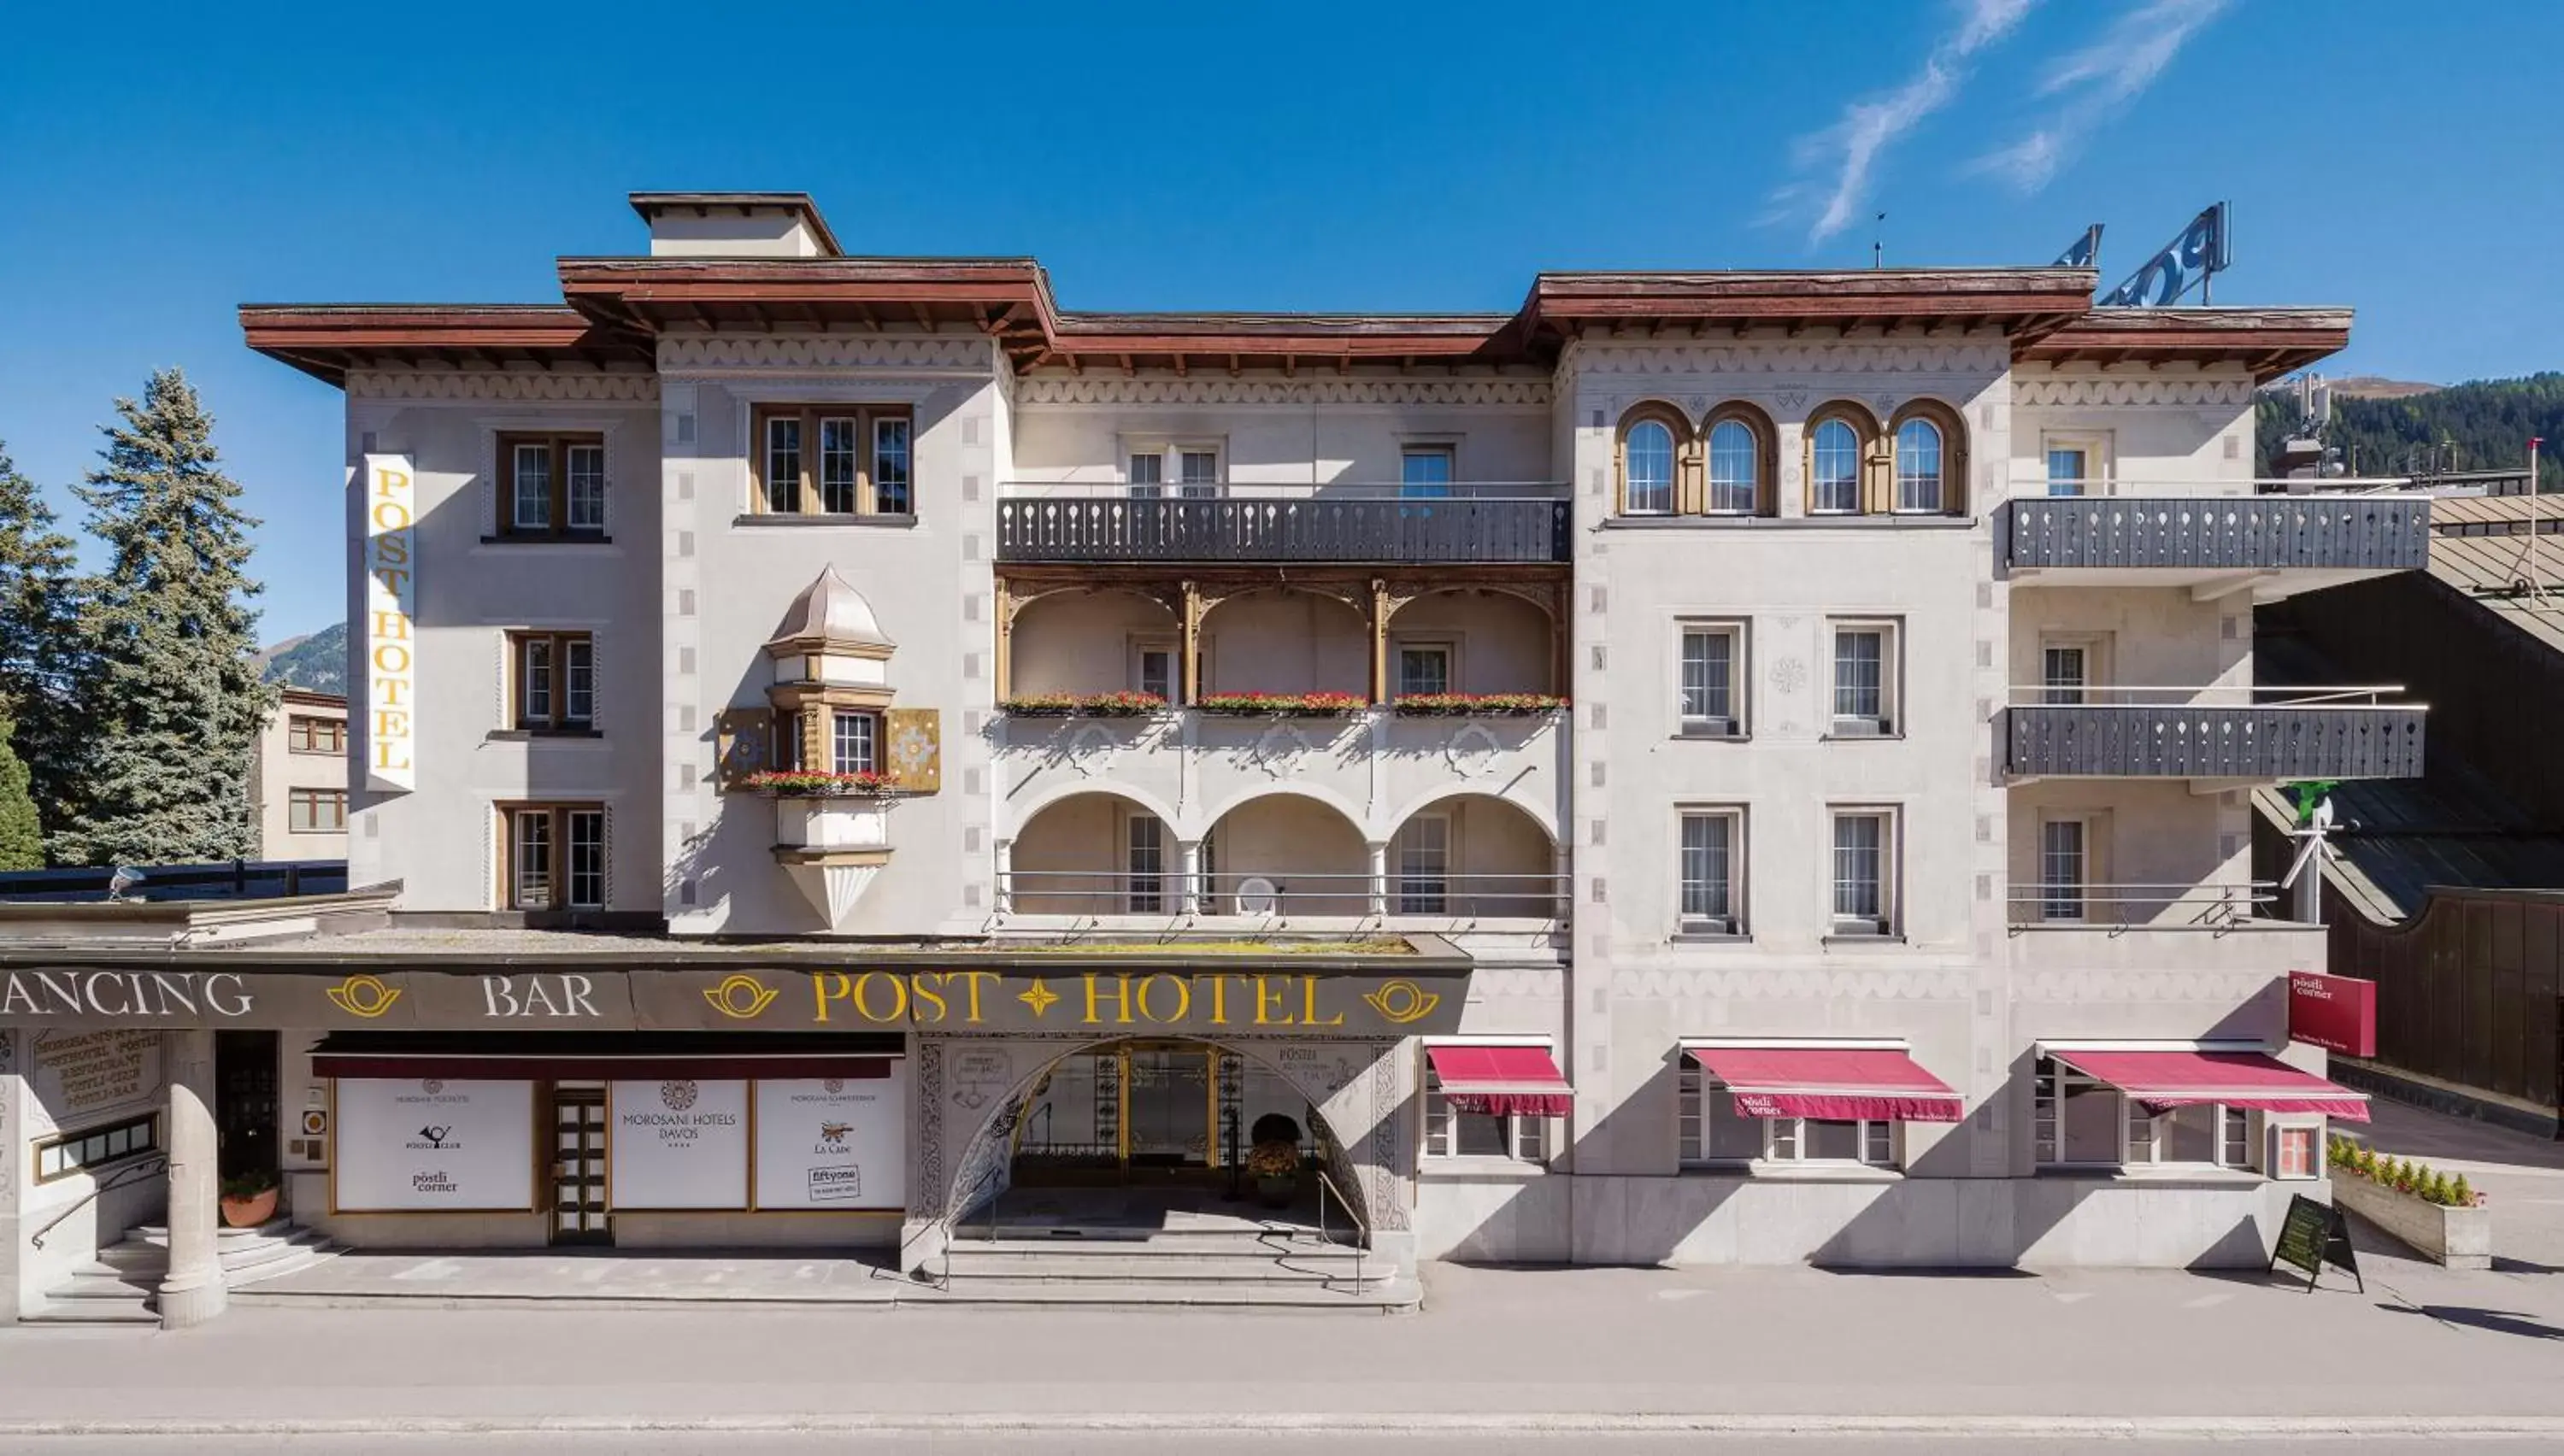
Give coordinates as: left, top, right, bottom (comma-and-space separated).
1313, 1163, 1368, 1292
2015, 476, 2432, 497
997, 869, 1569, 919
29, 1154, 168, 1249
2005, 881, 2279, 929
2005, 684, 2412, 708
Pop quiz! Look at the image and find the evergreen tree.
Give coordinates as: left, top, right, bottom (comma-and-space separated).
50, 370, 276, 866
0, 713, 41, 871
0, 440, 85, 851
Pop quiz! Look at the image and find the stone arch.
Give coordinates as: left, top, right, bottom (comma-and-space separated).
1006, 586, 1180, 698
1379, 585, 1556, 696
1614, 399, 1693, 516
1196, 586, 1368, 698
1383, 790, 1561, 919
1005, 788, 1180, 915
1385, 780, 1562, 848
1196, 786, 1372, 912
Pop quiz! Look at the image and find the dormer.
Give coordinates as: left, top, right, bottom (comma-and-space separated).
628, 191, 844, 259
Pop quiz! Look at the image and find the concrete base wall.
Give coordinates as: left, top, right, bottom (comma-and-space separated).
1420, 1171, 2302, 1269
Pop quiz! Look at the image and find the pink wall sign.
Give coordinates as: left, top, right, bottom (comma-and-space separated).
2289, 972, 2378, 1057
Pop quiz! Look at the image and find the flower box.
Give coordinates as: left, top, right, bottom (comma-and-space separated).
2331, 1169, 2490, 1268
775, 796, 891, 852
1391, 693, 1568, 717
1000, 691, 1167, 718
738, 770, 896, 798
1194, 691, 1366, 717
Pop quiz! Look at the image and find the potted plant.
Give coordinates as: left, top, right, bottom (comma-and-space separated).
737, 769, 896, 797
220, 1169, 280, 1229
1000, 690, 1167, 718
1391, 692, 1570, 717
1245, 1113, 1304, 1209
1195, 690, 1366, 718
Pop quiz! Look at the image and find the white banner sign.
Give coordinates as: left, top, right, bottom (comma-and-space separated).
362, 453, 417, 792
754, 1069, 907, 1210
334, 1078, 532, 1212
609, 1078, 748, 1210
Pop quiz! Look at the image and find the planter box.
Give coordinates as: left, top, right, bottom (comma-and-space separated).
2332, 1173, 2491, 1269
775, 796, 891, 852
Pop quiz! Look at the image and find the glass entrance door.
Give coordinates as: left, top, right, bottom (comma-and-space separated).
1124, 1045, 1212, 1174
1014, 1042, 1220, 1185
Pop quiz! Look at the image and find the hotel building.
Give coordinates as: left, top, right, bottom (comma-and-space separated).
0, 192, 2429, 1322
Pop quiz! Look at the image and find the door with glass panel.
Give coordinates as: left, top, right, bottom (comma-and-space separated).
548, 1084, 611, 1246
1124, 1043, 1214, 1178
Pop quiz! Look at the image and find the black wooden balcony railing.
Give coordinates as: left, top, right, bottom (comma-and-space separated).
997, 490, 1572, 564
2000, 494, 2430, 572
2002, 690, 2426, 780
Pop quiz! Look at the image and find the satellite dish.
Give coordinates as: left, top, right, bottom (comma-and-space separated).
1234, 877, 1279, 916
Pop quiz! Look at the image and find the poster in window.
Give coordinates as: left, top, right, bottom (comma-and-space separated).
334, 1079, 534, 1211
753, 1067, 907, 1210
609, 1078, 748, 1209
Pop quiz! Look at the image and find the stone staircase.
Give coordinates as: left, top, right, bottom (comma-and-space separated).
931, 1226, 1418, 1311
26, 1219, 337, 1325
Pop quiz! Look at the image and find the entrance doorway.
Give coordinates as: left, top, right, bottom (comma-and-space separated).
215, 1030, 279, 1181
1011, 1040, 1314, 1188
548, 1083, 611, 1246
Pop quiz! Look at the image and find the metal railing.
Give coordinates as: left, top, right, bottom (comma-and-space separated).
1314, 1163, 1369, 1292
2017, 476, 2432, 498
1001, 478, 1571, 501
997, 869, 1569, 920
2005, 684, 2413, 708
2005, 881, 2280, 930
29, 1154, 168, 1250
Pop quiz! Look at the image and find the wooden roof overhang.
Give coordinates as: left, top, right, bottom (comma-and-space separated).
1028, 312, 1540, 377
237, 304, 655, 385
2016, 308, 2354, 382
1524, 267, 2100, 343
556, 255, 1059, 354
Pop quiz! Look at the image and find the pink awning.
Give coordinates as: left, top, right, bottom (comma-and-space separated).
1428, 1045, 1573, 1118
2052, 1048, 2369, 1122
1683, 1043, 1965, 1123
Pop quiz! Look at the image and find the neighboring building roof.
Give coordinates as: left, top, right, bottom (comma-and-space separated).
2423, 494, 2564, 657
2017, 308, 2354, 382
277, 687, 347, 710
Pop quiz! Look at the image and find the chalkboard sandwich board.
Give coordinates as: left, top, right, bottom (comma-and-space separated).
2271, 1193, 2361, 1293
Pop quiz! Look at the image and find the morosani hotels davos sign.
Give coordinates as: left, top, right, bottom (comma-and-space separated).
362, 454, 417, 792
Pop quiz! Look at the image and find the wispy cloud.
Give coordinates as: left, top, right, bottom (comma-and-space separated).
1771, 0, 2039, 244
1974, 0, 2232, 192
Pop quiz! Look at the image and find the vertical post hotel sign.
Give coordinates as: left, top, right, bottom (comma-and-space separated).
363, 455, 417, 792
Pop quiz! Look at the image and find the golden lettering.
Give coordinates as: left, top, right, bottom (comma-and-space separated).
852, 972, 909, 1023
373, 643, 411, 674
375, 534, 410, 567
379, 678, 410, 707
1301, 978, 1344, 1027
372, 741, 410, 770
909, 973, 948, 1024
1082, 974, 1133, 1026
944, 971, 997, 1023
1254, 975, 1295, 1027
370, 609, 411, 643
812, 972, 854, 1023
373, 709, 409, 739
371, 500, 411, 531
1204, 974, 1241, 1025
1137, 973, 1191, 1025
374, 466, 412, 497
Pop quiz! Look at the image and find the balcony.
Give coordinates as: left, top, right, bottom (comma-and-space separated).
997, 483, 1572, 565
2002, 686, 2426, 783
1998, 486, 2429, 599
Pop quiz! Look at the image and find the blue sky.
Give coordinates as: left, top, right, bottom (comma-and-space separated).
2, 0, 2555, 641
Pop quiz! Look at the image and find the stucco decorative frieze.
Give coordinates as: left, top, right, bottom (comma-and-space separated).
347, 371, 660, 402
1576, 342, 2008, 376
2010, 373, 2255, 408
2014, 968, 2279, 1003
1621, 967, 1973, 1001
657, 333, 992, 373
1011, 376, 1553, 409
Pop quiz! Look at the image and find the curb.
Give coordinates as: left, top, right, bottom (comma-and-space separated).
8, 1413, 2564, 1440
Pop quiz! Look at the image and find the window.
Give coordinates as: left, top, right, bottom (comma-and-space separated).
1678, 623, 1743, 736
1401, 446, 1454, 499
2044, 433, 2110, 497
1126, 453, 1164, 499
2038, 817, 2087, 923
32, 1113, 160, 1183
1828, 621, 1897, 735
1126, 813, 1165, 913
2040, 643, 2090, 705
1133, 641, 1175, 702
1396, 643, 1452, 698
1893, 417, 1945, 513
497, 433, 608, 538
289, 788, 348, 834
1424, 1058, 1549, 1161
1178, 449, 1220, 499
1396, 814, 1450, 914
1679, 1059, 1891, 1166
1706, 417, 1760, 514
831, 710, 878, 776
2273, 1124, 2317, 1180
1678, 809, 1741, 933
1830, 809, 1895, 935
1622, 418, 1676, 515
1810, 417, 1863, 514
503, 805, 607, 911
509, 631, 596, 732
2034, 1056, 2255, 1170
287, 714, 345, 754
750, 404, 914, 515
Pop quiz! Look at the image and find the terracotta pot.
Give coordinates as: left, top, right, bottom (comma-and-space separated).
220, 1187, 279, 1229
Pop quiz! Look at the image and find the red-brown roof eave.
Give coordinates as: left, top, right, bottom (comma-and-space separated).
238, 303, 654, 387
2018, 307, 2353, 381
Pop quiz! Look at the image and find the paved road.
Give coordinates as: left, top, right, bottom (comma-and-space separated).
21, 1436, 2556, 1453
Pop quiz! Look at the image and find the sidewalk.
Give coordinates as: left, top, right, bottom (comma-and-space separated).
2, 1234, 2561, 1435
2343, 1095, 2564, 1271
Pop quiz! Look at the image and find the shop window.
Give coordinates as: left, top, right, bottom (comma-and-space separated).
497, 432, 608, 538
2033, 1056, 2255, 1170
1423, 1066, 1548, 1162
33, 1113, 162, 1183
751, 404, 915, 516
1678, 1058, 1891, 1166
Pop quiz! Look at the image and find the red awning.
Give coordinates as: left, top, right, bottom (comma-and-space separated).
2051, 1048, 2369, 1122
1428, 1045, 1573, 1118
1683, 1043, 1965, 1123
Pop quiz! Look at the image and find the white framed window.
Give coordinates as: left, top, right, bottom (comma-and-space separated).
2038, 815, 2090, 923
831, 709, 878, 777
1126, 813, 1166, 913
2032, 1056, 2255, 1170
1622, 419, 1676, 515
1395, 813, 1450, 914
1705, 417, 1760, 514
565, 808, 608, 910
1132, 638, 1176, 702
1677, 621, 1744, 737
1828, 807, 1897, 936
564, 443, 606, 531
1678, 1058, 1893, 1166
1422, 1044, 1551, 1163
2040, 640, 2092, 705
1827, 619, 1899, 736
1893, 417, 1945, 513
1401, 445, 1455, 499
1177, 449, 1220, 499
2043, 432, 2113, 497
1810, 417, 1864, 514
1395, 641, 1453, 697
1126, 452, 1164, 499
511, 442, 553, 531
1127, 443, 1222, 500
763, 414, 803, 513
1678, 808, 1742, 934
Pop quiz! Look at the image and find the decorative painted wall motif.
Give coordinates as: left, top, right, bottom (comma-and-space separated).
26, 1028, 163, 1136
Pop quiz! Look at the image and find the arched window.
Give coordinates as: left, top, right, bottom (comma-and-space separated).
1894, 417, 1945, 513
1707, 418, 1759, 515
1810, 418, 1862, 514
1623, 419, 1676, 514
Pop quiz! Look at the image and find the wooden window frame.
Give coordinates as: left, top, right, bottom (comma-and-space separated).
1701, 403, 1779, 516
496, 432, 608, 539
286, 713, 346, 755
1803, 404, 1886, 515
1615, 404, 1691, 517
750, 404, 917, 516
1888, 401, 1969, 517
829, 707, 880, 777
498, 802, 609, 912
289, 787, 349, 834
508, 631, 597, 735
